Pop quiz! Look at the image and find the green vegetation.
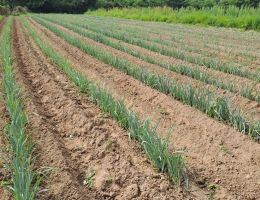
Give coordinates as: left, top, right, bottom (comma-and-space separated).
32, 15, 260, 139
21, 16, 186, 184
38, 14, 260, 102
84, 170, 96, 188
87, 6, 260, 31
0, 17, 39, 200
94, 0, 260, 9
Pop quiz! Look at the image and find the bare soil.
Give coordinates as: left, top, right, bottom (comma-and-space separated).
25, 17, 260, 200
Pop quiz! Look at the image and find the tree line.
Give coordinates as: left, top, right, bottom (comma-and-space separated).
0, 0, 259, 13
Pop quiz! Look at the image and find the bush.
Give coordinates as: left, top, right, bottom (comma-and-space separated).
0, 5, 10, 15
12, 6, 28, 15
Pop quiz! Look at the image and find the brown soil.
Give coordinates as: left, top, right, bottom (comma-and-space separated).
29, 18, 260, 122
11, 17, 208, 200
26, 17, 260, 199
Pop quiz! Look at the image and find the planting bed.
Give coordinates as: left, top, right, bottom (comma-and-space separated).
0, 15, 260, 200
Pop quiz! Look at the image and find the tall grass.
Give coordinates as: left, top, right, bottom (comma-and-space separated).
87, 6, 260, 31
31, 16, 260, 140
0, 17, 39, 200
21, 16, 186, 184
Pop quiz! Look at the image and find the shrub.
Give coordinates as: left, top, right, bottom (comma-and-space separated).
12, 6, 28, 16
0, 5, 10, 15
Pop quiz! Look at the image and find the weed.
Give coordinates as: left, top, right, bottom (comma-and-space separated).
208, 184, 216, 200
83, 170, 95, 188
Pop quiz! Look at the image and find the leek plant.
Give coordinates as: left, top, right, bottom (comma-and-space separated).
0, 17, 39, 200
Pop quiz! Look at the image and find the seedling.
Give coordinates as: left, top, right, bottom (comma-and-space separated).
84, 170, 96, 189
208, 184, 216, 200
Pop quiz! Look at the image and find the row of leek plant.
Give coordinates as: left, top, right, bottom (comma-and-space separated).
53, 14, 256, 66
34, 15, 260, 103
20, 16, 186, 185
31, 16, 260, 140
36, 14, 260, 84
0, 17, 39, 200
48, 14, 260, 65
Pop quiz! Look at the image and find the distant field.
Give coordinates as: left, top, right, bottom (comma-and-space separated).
87, 6, 260, 31
0, 14, 260, 200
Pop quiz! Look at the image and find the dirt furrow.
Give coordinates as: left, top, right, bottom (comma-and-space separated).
13, 17, 204, 200
28, 16, 260, 200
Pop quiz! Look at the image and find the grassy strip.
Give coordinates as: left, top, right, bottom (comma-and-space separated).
0, 17, 39, 200
20, 16, 186, 184
31, 16, 260, 140
37, 15, 260, 103
87, 6, 260, 31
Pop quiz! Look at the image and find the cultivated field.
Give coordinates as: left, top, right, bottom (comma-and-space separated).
0, 15, 260, 200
